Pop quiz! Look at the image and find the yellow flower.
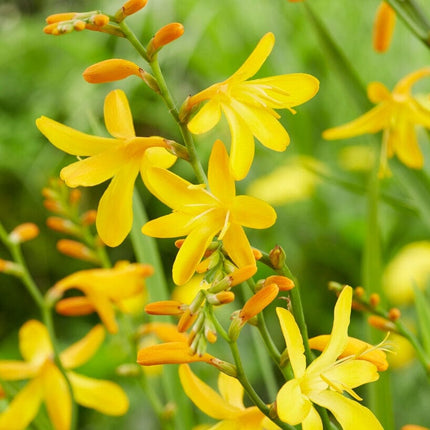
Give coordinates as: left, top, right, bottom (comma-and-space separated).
0, 320, 128, 430
186, 32, 319, 180
323, 68, 430, 174
50, 261, 153, 334
276, 286, 383, 429
36, 89, 176, 247
142, 140, 276, 285
179, 364, 280, 430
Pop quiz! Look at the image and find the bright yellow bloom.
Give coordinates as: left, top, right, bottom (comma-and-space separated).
186, 32, 319, 180
0, 320, 128, 430
179, 364, 280, 430
276, 286, 383, 430
323, 68, 430, 174
142, 140, 276, 285
36, 89, 176, 247
50, 261, 153, 333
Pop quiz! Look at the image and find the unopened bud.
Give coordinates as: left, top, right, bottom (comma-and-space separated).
83, 59, 142, 84
145, 300, 185, 316
209, 358, 237, 377
165, 140, 189, 161
90, 14, 109, 27
354, 286, 365, 298
44, 199, 65, 215
55, 296, 95, 315
46, 12, 77, 24
269, 245, 286, 270
206, 291, 235, 305
263, 275, 294, 291
0, 259, 23, 276
147, 23, 184, 59
368, 315, 397, 332
177, 309, 197, 332
373, 2, 396, 53
369, 293, 380, 308
46, 217, 79, 235
69, 188, 81, 205
239, 284, 279, 323
73, 20, 86, 31
81, 210, 97, 226
56, 239, 100, 264
138, 69, 160, 93
252, 248, 263, 260
388, 307, 401, 321
9, 223, 39, 244
175, 239, 185, 249
115, 0, 147, 22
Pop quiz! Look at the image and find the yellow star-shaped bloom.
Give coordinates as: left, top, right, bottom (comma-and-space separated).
36, 89, 176, 247
187, 32, 319, 180
141, 140, 277, 285
0, 321, 128, 430
323, 68, 430, 174
276, 286, 384, 430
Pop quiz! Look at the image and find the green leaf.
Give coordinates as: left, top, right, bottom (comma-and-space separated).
413, 283, 430, 355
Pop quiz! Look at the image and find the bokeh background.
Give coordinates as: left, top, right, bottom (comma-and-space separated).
1, 0, 430, 428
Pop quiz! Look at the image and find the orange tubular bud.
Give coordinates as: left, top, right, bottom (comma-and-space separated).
56, 296, 96, 316
46, 12, 77, 24
153, 23, 184, 50
9, 223, 39, 244
73, 20, 86, 31
264, 275, 295, 291
354, 286, 365, 298
239, 283, 279, 323
229, 264, 258, 287
122, 0, 147, 17
46, 217, 78, 235
177, 309, 198, 333
81, 209, 97, 226
388, 307, 401, 321
373, 2, 396, 53
56, 239, 100, 264
252, 248, 263, 260
402, 426, 430, 430
368, 315, 397, 332
369, 293, 380, 307
91, 14, 109, 27
145, 300, 185, 316
83, 59, 142, 84
207, 291, 235, 305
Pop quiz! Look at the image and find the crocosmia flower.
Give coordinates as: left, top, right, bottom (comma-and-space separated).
36, 89, 176, 247
186, 32, 319, 180
276, 286, 383, 430
179, 364, 280, 430
0, 321, 128, 430
141, 140, 277, 285
323, 68, 430, 174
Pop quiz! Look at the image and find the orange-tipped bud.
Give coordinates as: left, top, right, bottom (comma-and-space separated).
46, 217, 78, 235
56, 239, 100, 264
145, 300, 185, 316
0, 259, 22, 276
73, 20, 86, 31
43, 199, 65, 215
402, 426, 430, 430
373, 2, 396, 53
229, 264, 258, 287
91, 14, 109, 27
46, 12, 77, 24
388, 307, 401, 321
368, 315, 397, 332
81, 209, 97, 226
69, 188, 81, 205
354, 286, 365, 298
369, 293, 380, 307
207, 291, 235, 305
175, 239, 185, 249
177, 309, 198, 333
56, 296, 96, 315
252, 248, 263, 260
205, 329, 217, 344
239, 283, 279, 323
269, 245, 286, 270
147, 23, 184, 58
83, 59, 142, 84
116, 0, 147, 20
263, 275, 295, 291
9, 223, 39, 244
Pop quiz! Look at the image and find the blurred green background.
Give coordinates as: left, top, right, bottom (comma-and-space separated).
1, 0, 430, 428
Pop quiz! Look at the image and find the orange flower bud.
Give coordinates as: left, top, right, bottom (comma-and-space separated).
388, 307, 401, 321
56, 239, 100, 264
145, 300, 185, 316
43, 199, 65, 215
81, 209, 97, 226
56, 296, 96, 315
9, 223, 39, 244
122, 0, 147, 17
368, 315, 397, 332
373, 2, 396, 53
252, 248, 263, 260
45, 12, 77, 24
229, 264, 258, 287
402, 426, 430, 430
207, 291, 235, 305
177, 309, 198, 333
263, 275, 295, 291
91, 14, 109, 27
46, 217, 78, 235
369, 293, 380, 307
205, 329, 217, 344
175, 239, 185, 249
83, 59, 142, 84
153, 23, 184, 50
73, 20, 86, 31
239, 283, 279, 323
0, 259, 22, 275
354, 286, 365, 298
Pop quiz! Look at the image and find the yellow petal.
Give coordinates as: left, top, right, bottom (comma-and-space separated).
222, 102, 254, 180
221, 223, 255, 269
60, 325, 105, 370
275, 308, 306, 377
217, 371, 244, 410
142, 147, 177, 169
60, 147, 123, 188
142, 212, 195, 238
394, 67, 430, 95
188, 99, 222, 134
232, 195, 276, 229
208, 140, 235, 204
97, 164, 139, 247
68, 371, 129, 415
393, 120, 423, 169
42, 362, 72, 430
228, 33, 275, 83
104, 89, 135, 139
324, 359, 379, 389
307, 286, 352, 375
0, 378, 43, 430
302, 406, 322, 430
36, 116, 119, 156
310, 390, 383, 430
19, 320, 52, 364
322, 104, 390, 140
87, 292, 119, 334
0, 360, 39, 380
276, 379, 311, 425
367, 82, 391, 103
179, 364, 241, 420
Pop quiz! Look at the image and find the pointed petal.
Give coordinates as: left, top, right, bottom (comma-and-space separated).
60, 325, 105, 369
230, 100, 290, 151
393, 119, 424, 168
208, 140, 235, 203
409, 99, 430, 129
311, 390, 383, 430
222, 102, 255, 180
179, 364, 241, 420
322, 104, 390, 140
232, 195, 276, 229
221, 223, 255, 269
247, 73, 319, 108
0, 361, 39, 381
96, 164, 139, 247
173, 217, 222, 285
229, 33, 275, 83
394, 67, 430, 95
0, 378, 43, 430
104, 89, 135, 139
60, 147, 123, 188
36, 116, 119, 156
42, 362, 72, 430
142, 212, 195, 238
367, 82, 391, 103
68, 371, 129, 415
19, 320, 52, 364
275, 308, 306, 377
302, 406, 323, 430
87, 292, 119, 334
276, 379, 311, 425
307, 287, 352, 375
188, 99, 222, 134
217, 372, 244, 410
